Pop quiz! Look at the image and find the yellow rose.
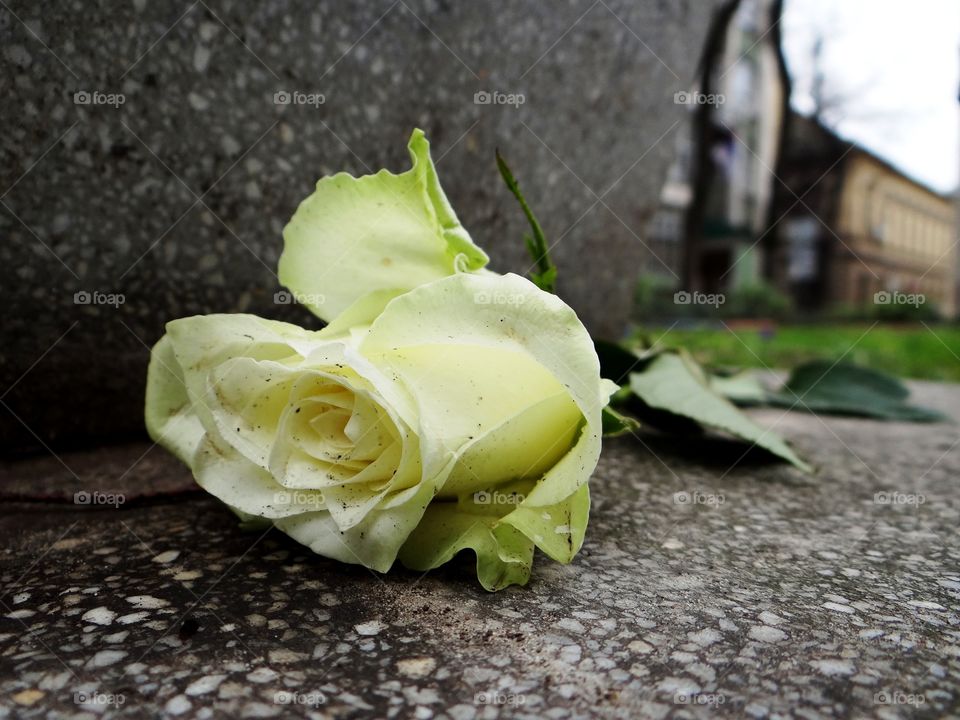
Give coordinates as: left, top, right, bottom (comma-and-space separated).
146, 131, 614, 589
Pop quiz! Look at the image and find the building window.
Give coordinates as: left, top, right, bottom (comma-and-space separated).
785, 216, 819, 282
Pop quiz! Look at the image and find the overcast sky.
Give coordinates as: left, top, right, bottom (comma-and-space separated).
782, 0, 960, 193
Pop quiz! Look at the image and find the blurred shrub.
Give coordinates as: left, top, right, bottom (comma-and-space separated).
723, 282, 792, 319
634, 276, 793, 320
827, 300, 941, 322
872, 299, 940, 322
634, 274, 681, 319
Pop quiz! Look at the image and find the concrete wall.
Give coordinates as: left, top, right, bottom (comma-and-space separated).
1, 0, 722, 451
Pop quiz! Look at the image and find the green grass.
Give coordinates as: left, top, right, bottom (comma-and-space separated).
638, 323, 960, 382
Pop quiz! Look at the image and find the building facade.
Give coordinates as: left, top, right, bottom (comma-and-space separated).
643, 0, 785, 293
643, 2, 958, 317
767, 114, 956, 317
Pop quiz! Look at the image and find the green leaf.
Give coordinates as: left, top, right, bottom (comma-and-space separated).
602, 405, 640, 437
530, 266, 558, 295
769, 361, 947, 422
629, 351, 812, 472
496, 150, 557, 293
708, 370, 770, 406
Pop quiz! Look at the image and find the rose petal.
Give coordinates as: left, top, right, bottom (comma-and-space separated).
279, 129, 488, 324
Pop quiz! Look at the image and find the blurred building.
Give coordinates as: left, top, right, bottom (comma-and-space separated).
767, 113, 957, 317
695, 0, 785, 293
646, 136, 690, 278
644, 2, 958, 319
644, 0, 785, 293
956, 54, 960, 318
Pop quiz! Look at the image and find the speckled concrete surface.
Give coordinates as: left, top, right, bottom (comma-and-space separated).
1, 382, 958, 718
1, 0, 722, 450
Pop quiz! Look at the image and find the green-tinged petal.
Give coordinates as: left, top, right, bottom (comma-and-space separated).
360, 272, 611, 572
206, 358, 305, 470
501, 484, 590, 564
441, 390, 583, 497
364, 342, 579, 484
204, 351, 418, 468
362, 273, 608, 426
193, 433, 326, 519
360, 273, 610, 497
204, 353, 370, 471
276, 474, 445, 573
496, 418, 598, 558
147, 314, 316, 465
145, 334, 204, 465
317, 289, 404, 341
163, 314, 320, 427
203, 350, 425, 532
279, 129, 489, 323
398, 503, 535, 591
